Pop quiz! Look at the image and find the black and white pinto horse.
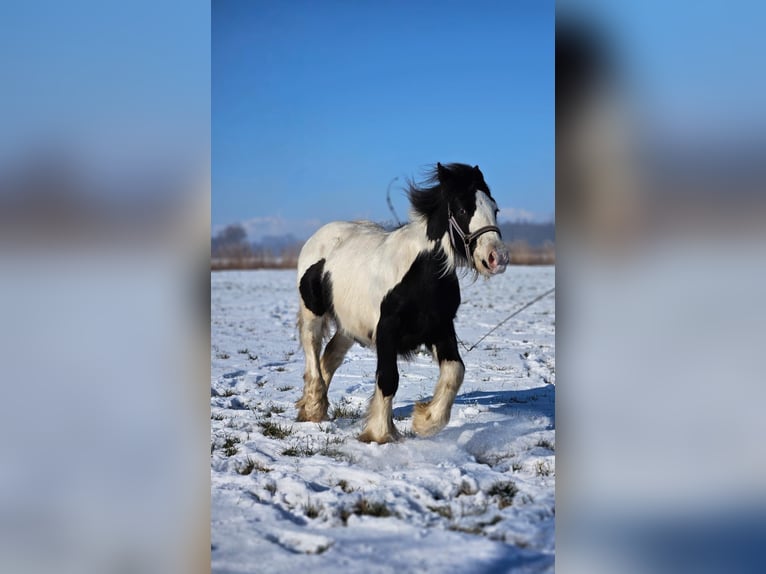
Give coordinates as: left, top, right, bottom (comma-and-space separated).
296, 163, 509, 444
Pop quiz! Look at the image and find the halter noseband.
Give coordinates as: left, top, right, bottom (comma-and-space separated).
447, 210, 502, 268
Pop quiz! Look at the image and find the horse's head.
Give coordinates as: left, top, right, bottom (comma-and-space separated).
434, 163, 509, 276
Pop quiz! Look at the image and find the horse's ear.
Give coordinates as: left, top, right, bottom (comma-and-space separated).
472, 165, 484, 183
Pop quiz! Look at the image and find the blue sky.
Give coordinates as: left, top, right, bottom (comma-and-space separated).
1, 1, 209, 181
213, 0, 554, 239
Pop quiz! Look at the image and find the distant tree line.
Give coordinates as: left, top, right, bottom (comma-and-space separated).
211, 221, 554, 270
211, 224, 301, 269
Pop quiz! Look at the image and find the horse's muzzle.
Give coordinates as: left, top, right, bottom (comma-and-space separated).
481, 244, 510, 275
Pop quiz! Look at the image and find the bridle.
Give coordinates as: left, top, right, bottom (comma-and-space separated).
447, 209, 502, 268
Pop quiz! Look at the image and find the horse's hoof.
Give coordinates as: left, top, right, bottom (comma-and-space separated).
295, 408, 328, 423
358, 427, 401, 444
412, 401, 447, 437
295, 395, 329, 422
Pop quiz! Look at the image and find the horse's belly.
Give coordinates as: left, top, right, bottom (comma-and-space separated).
329, 277, 381, 347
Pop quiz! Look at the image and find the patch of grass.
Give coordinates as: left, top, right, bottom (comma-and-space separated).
216, 352, 231, 360
341, 498, 393, 523
448, 523, 483, 535
428, 505, 453, 520
219, 388, 238, 397
248, 353, 258, 361
237, 348, 249, 355
336, 479, 354, 493
323, 434, 344, 446
277, 384, 293, 391
235, 456, 255, 475
536, 438, 555, 451
303, 499, 322, 519
535, 461, 552, 477
448, 515, 502, 536
282, 435, 348, 460
282, 438, 316, 457
258, 420, 292, 439
211, 411, 225, 421
237, 456, 271, 475
488, 481, 518, 509
457, 480, 477, 496
512, 462, 524, 472
354, 498, 392, 517
314, 543, 332, 555
318, 434, 343, 448
264, 482, 277, 495
221, 435, 241, 457
261, 403, 286, 418
317, 435, 349, 461
331, 401, 363, 420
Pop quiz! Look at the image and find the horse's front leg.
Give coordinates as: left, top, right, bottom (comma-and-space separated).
359, 316, 401, 444
413, 324, 465, 437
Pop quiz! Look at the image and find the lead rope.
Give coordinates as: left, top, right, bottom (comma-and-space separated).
458, 286, 555, 353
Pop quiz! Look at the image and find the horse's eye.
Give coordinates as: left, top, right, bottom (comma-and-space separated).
458, 208, 467, 216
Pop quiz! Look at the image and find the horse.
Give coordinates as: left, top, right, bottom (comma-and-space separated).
295, 162, 509, 444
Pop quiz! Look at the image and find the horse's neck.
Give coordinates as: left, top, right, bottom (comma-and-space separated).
397, 217, 458, 273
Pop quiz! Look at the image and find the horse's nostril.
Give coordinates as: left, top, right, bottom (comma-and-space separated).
489, 252, 496, 266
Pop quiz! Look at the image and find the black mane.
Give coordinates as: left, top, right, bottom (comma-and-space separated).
407, 162, 488, 242
407, 166, 446, 239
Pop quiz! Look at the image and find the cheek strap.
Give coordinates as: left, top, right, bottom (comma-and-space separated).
447, 211, 502, 267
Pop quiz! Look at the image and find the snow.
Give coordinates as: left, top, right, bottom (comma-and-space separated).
211, 266, 555, 573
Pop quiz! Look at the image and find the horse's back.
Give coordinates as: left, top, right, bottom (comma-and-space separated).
297, 220, 386, 280
297, 220, 408, 343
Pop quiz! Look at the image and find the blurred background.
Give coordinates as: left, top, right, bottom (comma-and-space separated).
556, 2, 766, 573
0, 2, 210, 573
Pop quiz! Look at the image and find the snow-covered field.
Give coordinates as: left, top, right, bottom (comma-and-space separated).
211, 267, 555, 573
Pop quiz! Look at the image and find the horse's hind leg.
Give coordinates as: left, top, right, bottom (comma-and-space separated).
320, 331, 353, 393
412, 327, 465, 437
296, 303, 329, 422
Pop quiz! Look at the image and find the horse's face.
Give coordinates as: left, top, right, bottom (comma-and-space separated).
441, 164, 510, 276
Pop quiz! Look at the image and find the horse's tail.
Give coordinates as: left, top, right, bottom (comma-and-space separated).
296, 305, 332, 343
